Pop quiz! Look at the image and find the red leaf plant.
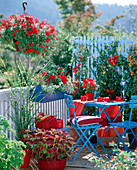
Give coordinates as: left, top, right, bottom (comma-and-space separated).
20, 128, 75, 161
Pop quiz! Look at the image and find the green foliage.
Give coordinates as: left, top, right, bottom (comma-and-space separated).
93, 41, 129, 100
91, 141, 137, 169
94, 14, 126, 36
54, 0, 102, 36
2, 54, 42, 141
0, 115, 25, 170
124, 45, 137, 100
50, 32, 73, 75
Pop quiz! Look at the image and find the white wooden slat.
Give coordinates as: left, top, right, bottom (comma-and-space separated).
72, 36, 136, 80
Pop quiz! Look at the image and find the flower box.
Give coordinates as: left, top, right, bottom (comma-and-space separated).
35, 115, 57, 129
30, 85, 66, 103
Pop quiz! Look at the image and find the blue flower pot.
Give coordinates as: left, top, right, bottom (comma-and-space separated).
30, 85, 66, 103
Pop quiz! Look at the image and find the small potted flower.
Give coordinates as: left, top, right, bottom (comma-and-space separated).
81, 78, 96, 100
31, 64, 75, 102
21, 128, 75, 170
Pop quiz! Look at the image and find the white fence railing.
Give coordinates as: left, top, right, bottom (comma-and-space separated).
0, 88, 67, 140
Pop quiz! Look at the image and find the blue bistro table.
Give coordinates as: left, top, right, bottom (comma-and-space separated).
74, 99, 132, 156
74, 100, 131, 125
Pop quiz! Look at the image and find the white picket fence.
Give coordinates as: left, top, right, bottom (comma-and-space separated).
0, 88, 67, 140
72, 36, 136, 79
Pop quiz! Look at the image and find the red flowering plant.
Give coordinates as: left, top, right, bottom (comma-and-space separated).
21, 128, 75, 161
34, 63, 75, 94
81, 78, 96, 93
0, 13, 58, 56
93, 41, 128, 100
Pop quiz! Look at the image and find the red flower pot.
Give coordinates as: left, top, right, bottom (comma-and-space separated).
20, 149, 31, 168
56, 119, 63, 129
38, 158, 67, 170
35, 118, 57, 129
85, 93, 94, 101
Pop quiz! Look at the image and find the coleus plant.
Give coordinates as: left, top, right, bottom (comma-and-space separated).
21, 128, 75, 161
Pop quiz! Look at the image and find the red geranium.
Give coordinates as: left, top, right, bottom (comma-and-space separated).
82, 78, 96, 93
34, 66, 75, 94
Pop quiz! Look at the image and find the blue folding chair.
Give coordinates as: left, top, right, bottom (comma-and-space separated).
64, 94, 109, 161
109, 95, 137, 152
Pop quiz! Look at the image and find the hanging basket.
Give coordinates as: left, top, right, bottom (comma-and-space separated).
38, 158, 67, 170
30, 85, 66, 103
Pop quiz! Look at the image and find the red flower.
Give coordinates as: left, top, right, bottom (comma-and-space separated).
30, 43, 34, 47
82, 83, 87, 88
39, 44, 43, 48
58, 67, 61, 71
110, 60, 113, 64
112, 63, 116, 66
42, 72, 46, 76
45, 31, 50, 36
49, 75, 56, 81
26, 30, 31, 36
35, 50, 39, 55
110, 89, 114, 93
114, 55, 118, 59
106, 89, 110, 93
107, 58, 111, 61
46, 37, 50, 43
41, 53, 44, 56
83, 79, 88, 84
114, 59, 118, 63
60, 75, 67, 84
15, 41, 19, 45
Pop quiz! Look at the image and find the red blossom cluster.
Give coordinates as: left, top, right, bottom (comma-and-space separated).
0, 14, 58, 56
82, 78, 96, 93
70, 77, 80, 95
107, 55, 118, 66
106, 88, 114, 97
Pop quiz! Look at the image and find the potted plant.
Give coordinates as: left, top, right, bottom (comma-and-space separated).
21, 128, 75, 170
31, 64, 75, 102
0, 115, 26, 170
81, 78, 96, 100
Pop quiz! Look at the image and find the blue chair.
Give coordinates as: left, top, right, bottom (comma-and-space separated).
64, 94, 109, 161
109, 95, 137, 152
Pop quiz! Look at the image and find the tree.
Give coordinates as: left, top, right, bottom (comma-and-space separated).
54, 0, 102, 36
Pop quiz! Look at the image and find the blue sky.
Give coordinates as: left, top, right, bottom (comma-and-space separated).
92, 0, 137, 6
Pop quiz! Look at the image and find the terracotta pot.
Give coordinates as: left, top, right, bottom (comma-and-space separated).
20, 149, 31, 168
38, 158, 67, 170
128, 128, 137, 149
85, 93, 94, 101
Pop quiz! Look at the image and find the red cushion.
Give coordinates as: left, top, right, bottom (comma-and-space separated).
69, 116, 103, 126
69, 101, 84, 117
